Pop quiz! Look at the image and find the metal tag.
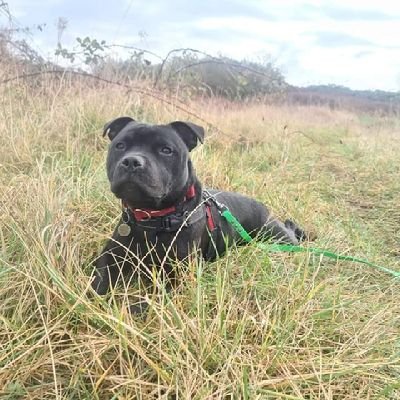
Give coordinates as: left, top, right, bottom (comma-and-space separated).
118, 223, 131, 237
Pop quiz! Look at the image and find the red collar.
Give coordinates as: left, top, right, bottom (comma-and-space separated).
123, 184, 196, 222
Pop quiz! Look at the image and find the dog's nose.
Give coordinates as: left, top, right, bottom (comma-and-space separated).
121, 155, 145, 171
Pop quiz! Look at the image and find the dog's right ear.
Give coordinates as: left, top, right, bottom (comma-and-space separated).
103, 117, 136, 141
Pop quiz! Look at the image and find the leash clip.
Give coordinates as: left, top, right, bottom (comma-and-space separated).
203, 189, 228, 214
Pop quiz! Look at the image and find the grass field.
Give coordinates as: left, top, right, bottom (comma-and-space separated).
1, 77, 400, 399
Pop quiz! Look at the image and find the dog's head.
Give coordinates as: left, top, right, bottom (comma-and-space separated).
103, 117, 204, 209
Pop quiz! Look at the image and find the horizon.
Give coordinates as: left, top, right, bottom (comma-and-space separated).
2, 0, 400, 92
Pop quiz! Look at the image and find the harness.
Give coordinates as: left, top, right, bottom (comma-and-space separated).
121, 186, 222, 260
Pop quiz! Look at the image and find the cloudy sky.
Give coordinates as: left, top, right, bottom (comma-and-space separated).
4, 0, 400, 91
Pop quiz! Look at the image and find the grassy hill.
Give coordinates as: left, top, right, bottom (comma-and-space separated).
0, 76, 399, 399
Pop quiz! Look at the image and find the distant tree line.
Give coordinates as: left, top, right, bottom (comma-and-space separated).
1, 9, 399, 114
285, 84, 400, 114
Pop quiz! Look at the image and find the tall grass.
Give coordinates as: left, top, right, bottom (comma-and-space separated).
0, 76, 399, 399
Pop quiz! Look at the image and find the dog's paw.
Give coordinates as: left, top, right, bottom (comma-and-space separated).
91, 273, 110, 296
284, 219, 316, 242
129, 300, 149, 315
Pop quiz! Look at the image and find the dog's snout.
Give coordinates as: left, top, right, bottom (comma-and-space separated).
121, 155, 145, 171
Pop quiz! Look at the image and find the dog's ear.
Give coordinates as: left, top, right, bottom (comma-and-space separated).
169, 121, 205, 151
103, 117, 136, 141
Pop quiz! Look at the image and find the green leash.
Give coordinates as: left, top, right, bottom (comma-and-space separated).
206, 192, 400, 279
259, 243, 400, 278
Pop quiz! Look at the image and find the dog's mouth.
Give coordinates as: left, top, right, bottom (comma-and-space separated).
110, 177, 169, 207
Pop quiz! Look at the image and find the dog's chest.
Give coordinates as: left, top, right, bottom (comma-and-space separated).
116, 223, 203, 266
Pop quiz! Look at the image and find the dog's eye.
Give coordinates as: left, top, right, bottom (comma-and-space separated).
115, 142, 125, 150
160, 146, 172, 155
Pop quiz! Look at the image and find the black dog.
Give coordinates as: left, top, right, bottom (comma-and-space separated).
92, 117, 306, 297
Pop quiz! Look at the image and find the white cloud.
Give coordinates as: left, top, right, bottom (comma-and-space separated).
191, 15, 400, 90
4, 0, 400, 91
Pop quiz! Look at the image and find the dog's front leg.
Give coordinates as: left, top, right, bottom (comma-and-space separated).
91, 217, 138, 295
91, 246, 123, 295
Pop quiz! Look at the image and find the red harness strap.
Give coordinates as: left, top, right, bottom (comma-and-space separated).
205, 204, 216, 231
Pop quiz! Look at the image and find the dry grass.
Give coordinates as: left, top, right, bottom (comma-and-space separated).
0, 75, 400, 399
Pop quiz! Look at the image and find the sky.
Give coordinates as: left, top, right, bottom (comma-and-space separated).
3, 0, 400, 91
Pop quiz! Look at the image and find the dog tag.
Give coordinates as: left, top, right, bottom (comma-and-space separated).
118, 223, 131, 237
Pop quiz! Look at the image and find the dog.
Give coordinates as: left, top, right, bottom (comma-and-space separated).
92, 117, 307, 302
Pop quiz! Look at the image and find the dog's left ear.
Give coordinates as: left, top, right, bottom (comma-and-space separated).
169, 121, 205, 151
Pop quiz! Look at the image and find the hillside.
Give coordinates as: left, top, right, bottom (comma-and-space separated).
286, 84, 400, 114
